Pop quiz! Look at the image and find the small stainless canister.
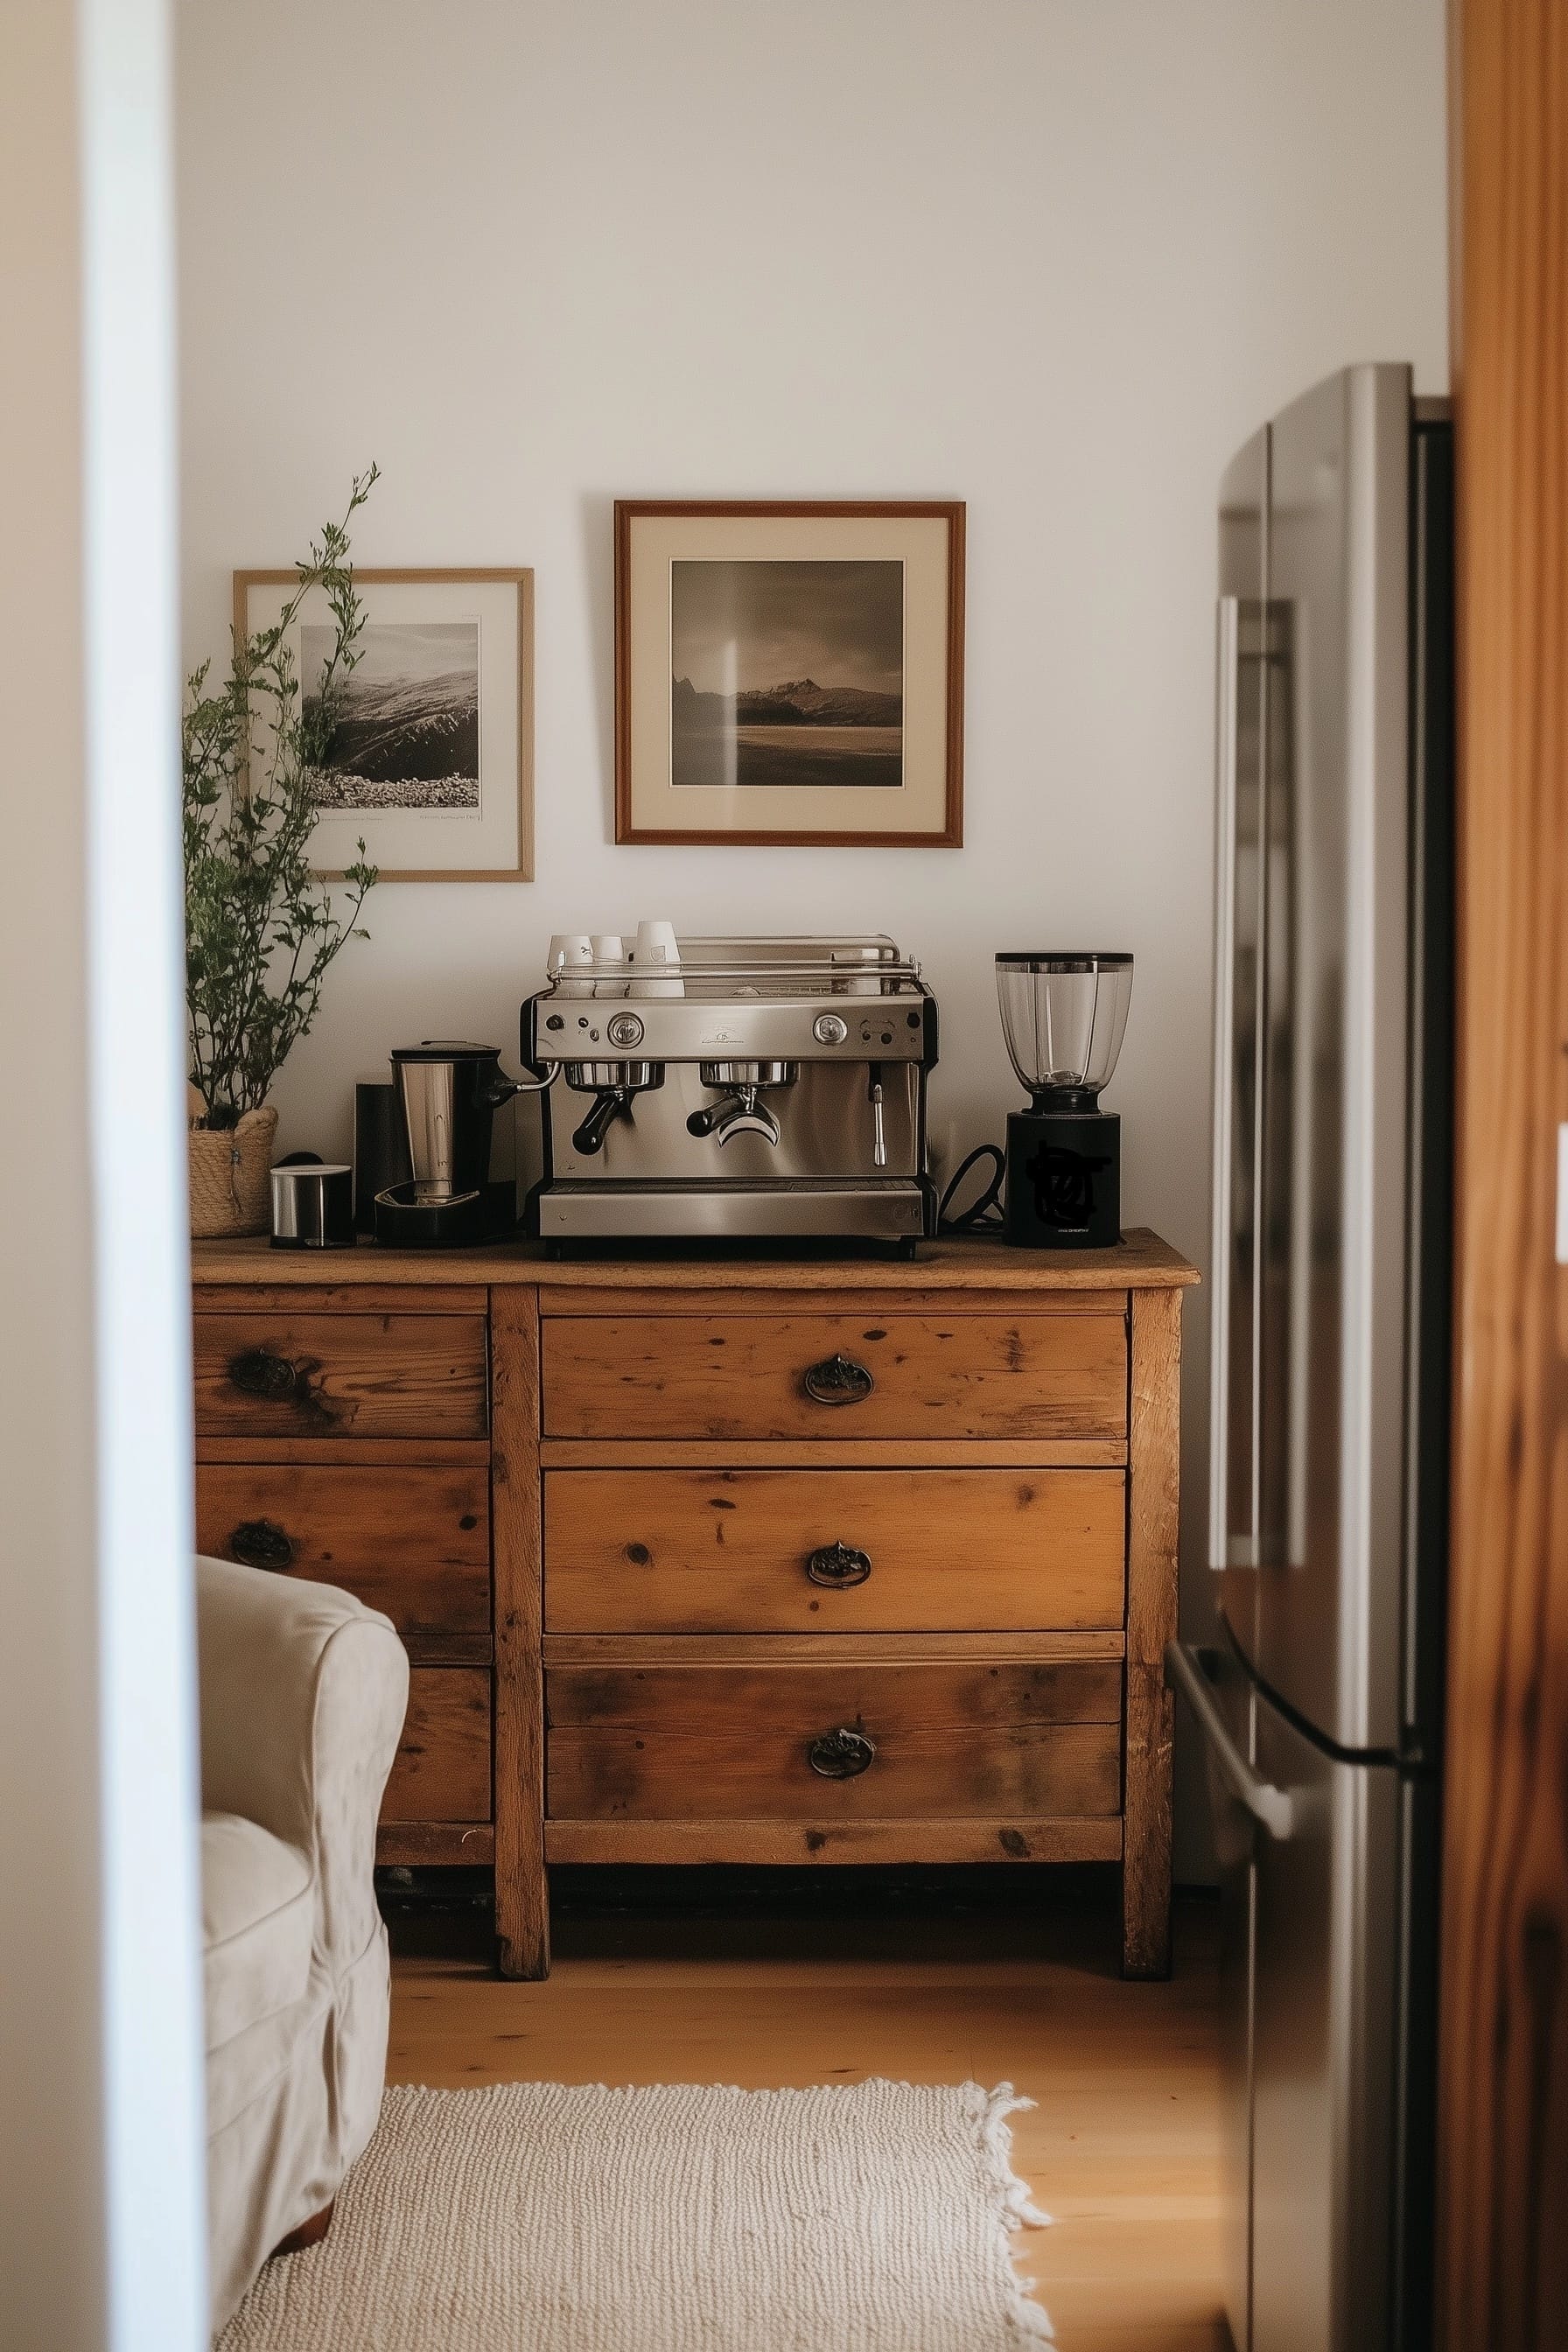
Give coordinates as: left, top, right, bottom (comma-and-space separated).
270, 1158, 354, 1249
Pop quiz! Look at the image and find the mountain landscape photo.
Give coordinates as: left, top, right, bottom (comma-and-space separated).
302, 620, 480, 811
668, 558, 905, 790
671, 673, 903, 789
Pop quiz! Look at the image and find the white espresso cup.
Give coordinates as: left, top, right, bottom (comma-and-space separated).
590, 934, 626, 998
631, 919, 683, 998
547, 933, 594, 997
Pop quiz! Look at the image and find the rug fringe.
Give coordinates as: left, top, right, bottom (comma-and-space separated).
980, 2084, 1054, 2230
977, 2082, 1054, 2342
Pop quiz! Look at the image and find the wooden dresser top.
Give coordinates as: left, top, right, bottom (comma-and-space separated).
191, 1227, 1198, 1293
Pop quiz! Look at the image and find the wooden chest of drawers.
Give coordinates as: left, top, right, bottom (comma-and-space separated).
192, 1282, 498, 1866
192, 1235, 1194, 1980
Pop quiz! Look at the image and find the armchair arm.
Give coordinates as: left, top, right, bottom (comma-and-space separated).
195, 1554, 409, 1978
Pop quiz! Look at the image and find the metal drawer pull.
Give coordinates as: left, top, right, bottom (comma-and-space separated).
1164, 1641, 1297, 1842
808, 1726, 875, 1779
228, 1348, 300, 1401
228, 1518, 298, 1572
806, 1541, 872, 1589
802, 1353, 875, 1406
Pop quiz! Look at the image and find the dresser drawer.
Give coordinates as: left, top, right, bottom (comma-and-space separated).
193, 1311, 487, 1440
542, 1308, 1128, 1442
544, 1467, 1125, 1634
382, 1667, 492, 1823
546, 1658, 1122, 1822
195, 1462, 491, 1638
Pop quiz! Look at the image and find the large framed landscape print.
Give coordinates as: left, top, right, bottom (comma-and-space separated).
614, 501, 964, 846
233, 567, 534, 880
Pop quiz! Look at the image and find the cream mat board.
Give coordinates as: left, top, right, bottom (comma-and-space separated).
218, 2077, 1052, 2349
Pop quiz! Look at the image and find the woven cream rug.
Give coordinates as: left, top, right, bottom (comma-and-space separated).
219, 2079, 1052, 2349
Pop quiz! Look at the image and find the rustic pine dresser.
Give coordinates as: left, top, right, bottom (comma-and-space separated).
190, 1232, 1195, 1979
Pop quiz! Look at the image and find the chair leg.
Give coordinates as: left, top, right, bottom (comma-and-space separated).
270, 2200, 334, 2260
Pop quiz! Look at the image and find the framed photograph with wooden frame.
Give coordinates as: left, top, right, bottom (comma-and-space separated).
615, 500, 964, 847
233, 566, 534, 881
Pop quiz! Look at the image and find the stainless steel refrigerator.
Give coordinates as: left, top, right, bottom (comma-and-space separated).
1168, 364, 1453, 2352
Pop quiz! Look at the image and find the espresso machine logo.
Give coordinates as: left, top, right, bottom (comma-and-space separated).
1026, 1139, 1112, 1232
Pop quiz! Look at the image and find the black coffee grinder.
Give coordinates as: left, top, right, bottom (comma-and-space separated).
997, 952, 1132, 1249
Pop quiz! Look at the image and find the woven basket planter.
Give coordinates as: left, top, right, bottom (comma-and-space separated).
189, 1106, 278, 1239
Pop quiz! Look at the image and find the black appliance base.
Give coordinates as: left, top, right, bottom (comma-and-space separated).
1003, 1107, 1121, 1249
373, 1181, 514, 1250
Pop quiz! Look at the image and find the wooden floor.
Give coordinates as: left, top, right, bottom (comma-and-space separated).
388, 1870, 1226, 2351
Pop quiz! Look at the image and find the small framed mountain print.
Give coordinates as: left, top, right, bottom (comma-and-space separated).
614, 501, 964, 847
233, 567, 534, 880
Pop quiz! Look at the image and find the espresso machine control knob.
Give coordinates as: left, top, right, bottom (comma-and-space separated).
812, 1012, 848, 1046
606, 1012, 644, 1048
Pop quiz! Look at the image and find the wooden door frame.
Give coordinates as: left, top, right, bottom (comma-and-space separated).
1438, 5, 1568, 2347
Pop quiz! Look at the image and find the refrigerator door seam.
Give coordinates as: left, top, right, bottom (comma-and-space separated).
1209, 594, 1241, 1573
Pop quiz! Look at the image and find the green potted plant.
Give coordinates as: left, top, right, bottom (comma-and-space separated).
183, 470, 380, 1238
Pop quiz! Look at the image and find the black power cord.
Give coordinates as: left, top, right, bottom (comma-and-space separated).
938, 1142, 1006, 1235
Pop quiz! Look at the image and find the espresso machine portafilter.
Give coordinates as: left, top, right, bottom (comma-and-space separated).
564, 1059, 664, 1156
685, 1061, 798, 1149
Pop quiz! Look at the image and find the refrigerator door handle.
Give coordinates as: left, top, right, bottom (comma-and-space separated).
1209, 597, 1239, 1574
1166, 1640, 1297, 1841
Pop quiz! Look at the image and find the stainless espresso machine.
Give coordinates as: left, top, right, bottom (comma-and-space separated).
520, 935, 938, 1249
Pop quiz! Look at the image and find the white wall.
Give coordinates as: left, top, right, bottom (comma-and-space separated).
177, 0, 1449, 1875
1, 12, 105, 2332
2, 1, 205, 2345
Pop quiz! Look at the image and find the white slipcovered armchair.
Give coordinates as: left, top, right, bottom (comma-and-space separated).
197, 1554, 408, 2330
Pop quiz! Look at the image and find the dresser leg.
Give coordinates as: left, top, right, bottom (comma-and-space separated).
1120, 1698, 1172, 1978
1122, 1286, 1180, 1979
495, 1868, 550, 1980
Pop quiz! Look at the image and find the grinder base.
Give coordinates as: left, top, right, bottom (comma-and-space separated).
374, 1182, 494, 1249
1003, 1107, 1121, 1250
